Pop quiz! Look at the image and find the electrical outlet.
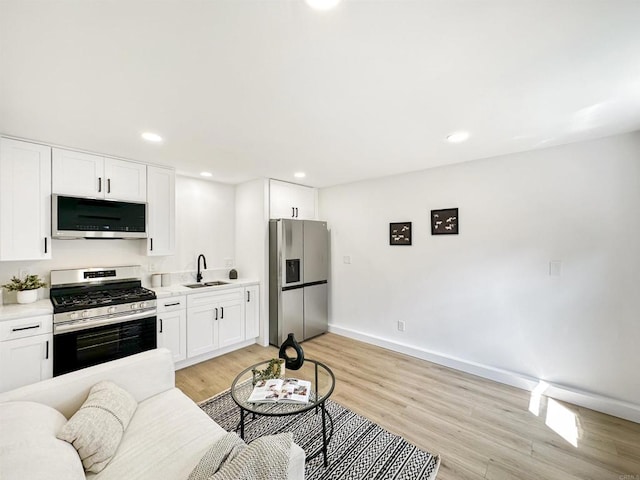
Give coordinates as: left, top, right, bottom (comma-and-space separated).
549, 261, 562, 277
149, 263, 157, 272
397, 320, 405, 332
225, 258, 233, 267
19, 269, 29, 278
343, 255, 351, 264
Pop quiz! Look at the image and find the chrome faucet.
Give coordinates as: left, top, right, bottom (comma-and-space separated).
196, 254, 207, 283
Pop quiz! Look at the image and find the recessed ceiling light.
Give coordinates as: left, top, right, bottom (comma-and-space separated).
294, 172, 306, 178
141, 132, 163, 142
446, 131, 470, 143
200, 172, 213, 177
305, 0, 341, 10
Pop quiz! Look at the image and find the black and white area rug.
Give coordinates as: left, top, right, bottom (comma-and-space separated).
200, 391, 440, 480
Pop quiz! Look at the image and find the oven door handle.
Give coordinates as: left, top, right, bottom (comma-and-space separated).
54, 309, 156, 334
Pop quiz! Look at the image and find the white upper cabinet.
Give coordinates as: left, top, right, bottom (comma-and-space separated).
269, 179, 317, 220
0, 138, 52, 261
53, 148, 146, 202
104, 158, 147, 202
52, 148, 103, 197
147, 166, 176, 256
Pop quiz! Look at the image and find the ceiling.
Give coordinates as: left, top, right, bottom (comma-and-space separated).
1, 0, 639, 188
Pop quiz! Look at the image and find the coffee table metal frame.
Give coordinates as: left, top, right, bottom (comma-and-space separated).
230, 358, 336, 467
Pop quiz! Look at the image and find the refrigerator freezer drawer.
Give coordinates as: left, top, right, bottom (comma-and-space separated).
304, 282, 328, 340
276, 287, 304, 345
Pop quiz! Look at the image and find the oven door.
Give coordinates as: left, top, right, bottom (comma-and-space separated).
53, 315, 157, 376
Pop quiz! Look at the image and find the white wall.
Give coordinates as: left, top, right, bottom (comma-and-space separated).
320, 131, 640, 418
0, 175, 236, 299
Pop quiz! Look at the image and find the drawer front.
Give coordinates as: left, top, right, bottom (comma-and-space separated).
0, 315, 53, 342
157, 295, 186, 313
187, 288, 243, 308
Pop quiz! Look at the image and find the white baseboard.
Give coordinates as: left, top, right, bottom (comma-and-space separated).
328, 323, 640, 424
175, 339, 257, 370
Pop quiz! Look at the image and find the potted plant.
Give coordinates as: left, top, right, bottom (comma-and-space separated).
2, 274, 47, 304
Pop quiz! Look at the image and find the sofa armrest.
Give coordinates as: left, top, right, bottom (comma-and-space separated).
0, 348, 175, 419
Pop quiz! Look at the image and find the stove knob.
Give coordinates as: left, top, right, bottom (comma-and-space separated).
70, 312, 78, 320
107, 307, 116, 314
82, 311, 90, 318
139, 302, 147, 309
130, 303, 138, 310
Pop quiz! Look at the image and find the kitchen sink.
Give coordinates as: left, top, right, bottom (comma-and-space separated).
183, 281, 229, 289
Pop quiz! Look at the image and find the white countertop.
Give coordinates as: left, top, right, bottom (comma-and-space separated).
150, 278, 259, 298
0, 299, 54, 322
0, 279, 260, 320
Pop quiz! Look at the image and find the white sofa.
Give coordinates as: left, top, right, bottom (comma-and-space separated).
0, 348, 305, 479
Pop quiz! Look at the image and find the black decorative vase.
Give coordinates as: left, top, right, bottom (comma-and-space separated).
279, 333, 304, 371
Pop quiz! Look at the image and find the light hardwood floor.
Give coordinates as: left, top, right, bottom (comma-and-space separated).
176, 333, 640, 480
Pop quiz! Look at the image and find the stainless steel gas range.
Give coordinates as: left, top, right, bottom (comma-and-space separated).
50, 266, 157, 376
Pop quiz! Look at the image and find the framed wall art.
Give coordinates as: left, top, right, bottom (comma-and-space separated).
390, 222, 412, 245
431, 208, 458, 235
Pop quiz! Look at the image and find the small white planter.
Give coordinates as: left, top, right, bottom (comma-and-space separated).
16, 289, 38, 304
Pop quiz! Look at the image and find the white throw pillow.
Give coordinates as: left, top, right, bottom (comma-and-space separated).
57, 380, 138, 473
0, 401, 85, 480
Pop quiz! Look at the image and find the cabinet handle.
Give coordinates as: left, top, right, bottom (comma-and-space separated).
159, 318, 163, 333
247, 291, 250, 302
221, 307, 224, 319
292, 207, 295, 218
12, 324, 40, 332
98, 177, 102, 192
214, 307, 218, 321
107, 178, 111, 194
44, 237, 48, 254
150, 238, 153, 251
164, 302, 180, 307
295, 207, 299, 217
45, 340, 49, 360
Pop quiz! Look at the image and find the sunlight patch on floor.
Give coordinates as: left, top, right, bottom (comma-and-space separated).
528, 381, 549, 417
545, 398, 579, 447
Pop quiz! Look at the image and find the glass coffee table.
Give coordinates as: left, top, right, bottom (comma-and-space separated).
230, 359, 335, 466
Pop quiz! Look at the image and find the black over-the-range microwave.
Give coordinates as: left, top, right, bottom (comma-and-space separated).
52, 194, 147, 239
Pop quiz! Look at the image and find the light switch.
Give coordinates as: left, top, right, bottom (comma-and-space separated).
343, 255, 351, 264
549, 261, 562, 277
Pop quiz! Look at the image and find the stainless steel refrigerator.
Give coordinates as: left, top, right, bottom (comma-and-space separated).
269, 219, 329, 346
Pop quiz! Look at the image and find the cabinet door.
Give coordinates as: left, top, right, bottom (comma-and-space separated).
269, 179, 317, 220
158, 309, 187, 363
244, 285, 260, 340
104, 158, 147, 202
218, 297, 245, 348
52, 148, 103, 197
186, 305, 218, 357
291, 184, 317, 220
147, 166, 175, 256
0, 138, 52, 261
0, 333, 53, 393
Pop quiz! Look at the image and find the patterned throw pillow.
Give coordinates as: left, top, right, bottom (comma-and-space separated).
57, 381, 137, 473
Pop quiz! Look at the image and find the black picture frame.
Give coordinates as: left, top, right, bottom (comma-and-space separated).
431, 208, 458, 235
390, 222, 412, 245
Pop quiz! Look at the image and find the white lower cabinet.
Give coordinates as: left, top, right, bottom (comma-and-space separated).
157, 296, 187, 363
244, 285, 260, 339
0, 315, 53, 393
186, 303, 219, 357
186, 288, 245, 358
